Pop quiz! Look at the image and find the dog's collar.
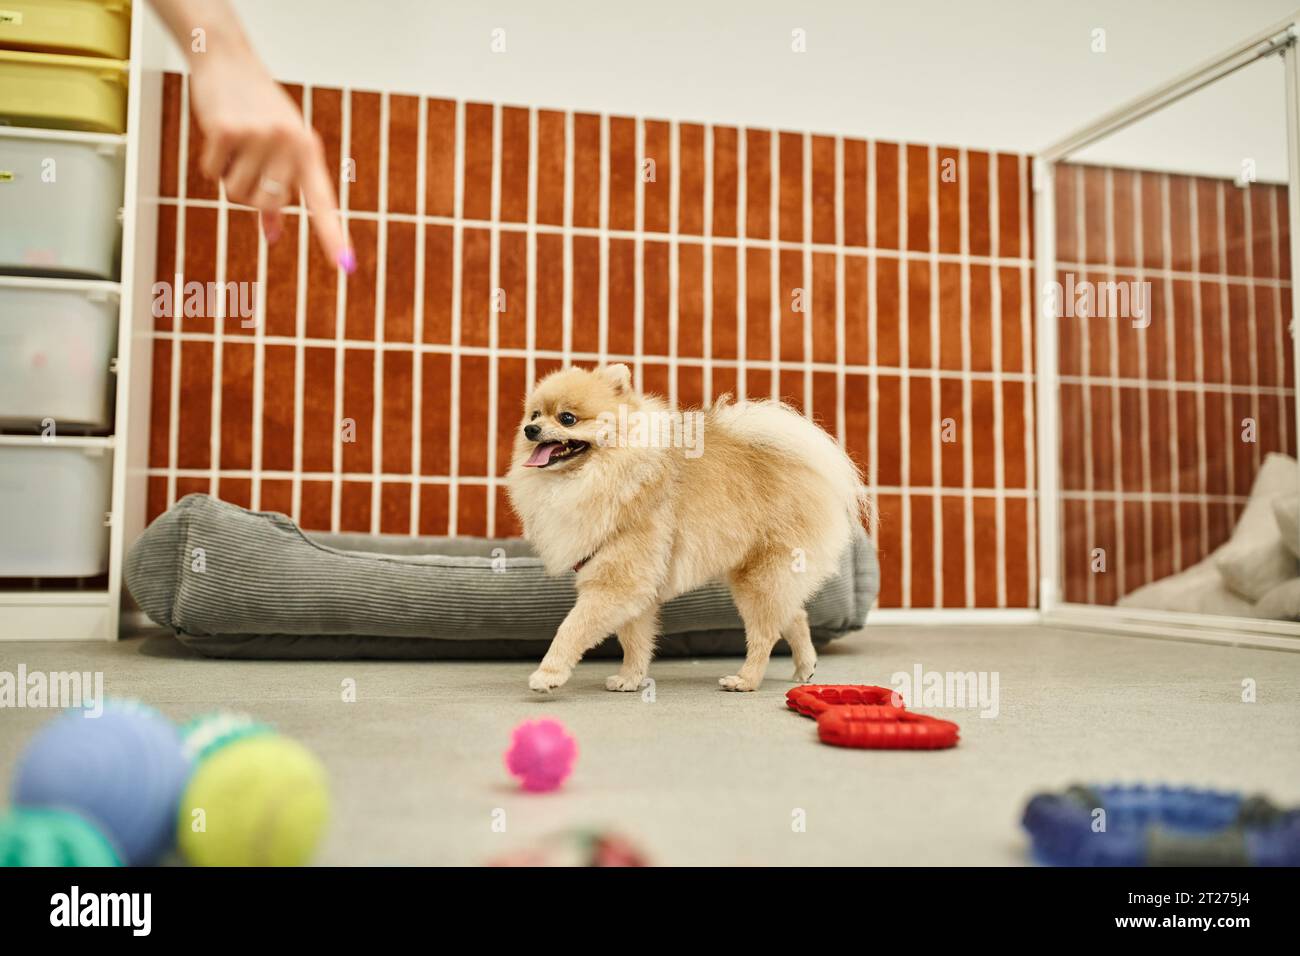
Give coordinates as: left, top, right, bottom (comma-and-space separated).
573, 552, 595, 573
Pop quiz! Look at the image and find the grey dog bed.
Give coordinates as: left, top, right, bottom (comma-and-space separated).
124, 494, 879, 660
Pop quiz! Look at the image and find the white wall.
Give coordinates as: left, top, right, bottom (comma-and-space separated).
141, 0, 1297, 179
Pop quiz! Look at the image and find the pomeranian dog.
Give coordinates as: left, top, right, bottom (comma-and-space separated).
506, 364, 865, 694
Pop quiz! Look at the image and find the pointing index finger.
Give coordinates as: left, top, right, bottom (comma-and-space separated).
298, 143, 352, 272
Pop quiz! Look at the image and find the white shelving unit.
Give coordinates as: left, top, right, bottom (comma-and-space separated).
0, 9, 161, 642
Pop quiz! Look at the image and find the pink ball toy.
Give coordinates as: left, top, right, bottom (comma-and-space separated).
505, 719, 577, 792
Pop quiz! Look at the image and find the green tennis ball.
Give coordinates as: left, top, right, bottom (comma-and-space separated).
177, 734, 329, 867
0, 808, 121, 867
179, 710, 274, 764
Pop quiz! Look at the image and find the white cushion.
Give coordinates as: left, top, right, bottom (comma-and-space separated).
1273, 495, 1300, 560
1213, 519, 1298, 603
1119, 558, 1256, 617
1210, 454, 1299, 602
1226, 453, 1298, 542
1119, 454, 1298, 612
1254, 578, 1300, 622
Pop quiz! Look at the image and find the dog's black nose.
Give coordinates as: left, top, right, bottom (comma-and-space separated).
524, 423, 541, 441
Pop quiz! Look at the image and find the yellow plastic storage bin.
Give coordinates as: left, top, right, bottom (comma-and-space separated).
0, 1, 132, 60
0, 49, 128, 133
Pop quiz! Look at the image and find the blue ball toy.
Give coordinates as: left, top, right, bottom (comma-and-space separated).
12, 700, 190, 866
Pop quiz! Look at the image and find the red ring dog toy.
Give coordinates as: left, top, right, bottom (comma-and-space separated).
786, 685, 960, 750
786, 684, 902, 716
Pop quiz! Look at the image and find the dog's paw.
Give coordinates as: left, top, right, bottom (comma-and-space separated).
605, 673, 645, 692
528, 665, 571, 693
718, 674, 759, 692
791, 663, 816, 683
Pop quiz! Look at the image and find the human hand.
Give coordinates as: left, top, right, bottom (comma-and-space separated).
188, 46, 353, 271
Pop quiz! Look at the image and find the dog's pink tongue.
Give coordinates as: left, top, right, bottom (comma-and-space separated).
524, 442, 562, 467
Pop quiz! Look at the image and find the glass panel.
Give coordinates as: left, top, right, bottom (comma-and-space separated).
1051, 52, 1298, 619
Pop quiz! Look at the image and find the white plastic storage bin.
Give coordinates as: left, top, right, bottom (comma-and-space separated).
0, 132, 124, 278
0, 444, 112, 576
0, 282, 119, 430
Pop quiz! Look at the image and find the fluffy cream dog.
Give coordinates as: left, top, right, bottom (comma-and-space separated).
506, 364, 865, 693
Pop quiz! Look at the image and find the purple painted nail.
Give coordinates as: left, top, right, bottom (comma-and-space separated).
337, 248, 356, 274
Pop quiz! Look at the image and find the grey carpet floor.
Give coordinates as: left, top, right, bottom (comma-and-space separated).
1, 625, 1298, 866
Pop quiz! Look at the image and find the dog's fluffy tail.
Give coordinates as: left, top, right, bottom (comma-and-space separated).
709, 396, 873, 527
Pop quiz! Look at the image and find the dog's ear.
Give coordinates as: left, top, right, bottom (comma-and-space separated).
600, 363, 632, 395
